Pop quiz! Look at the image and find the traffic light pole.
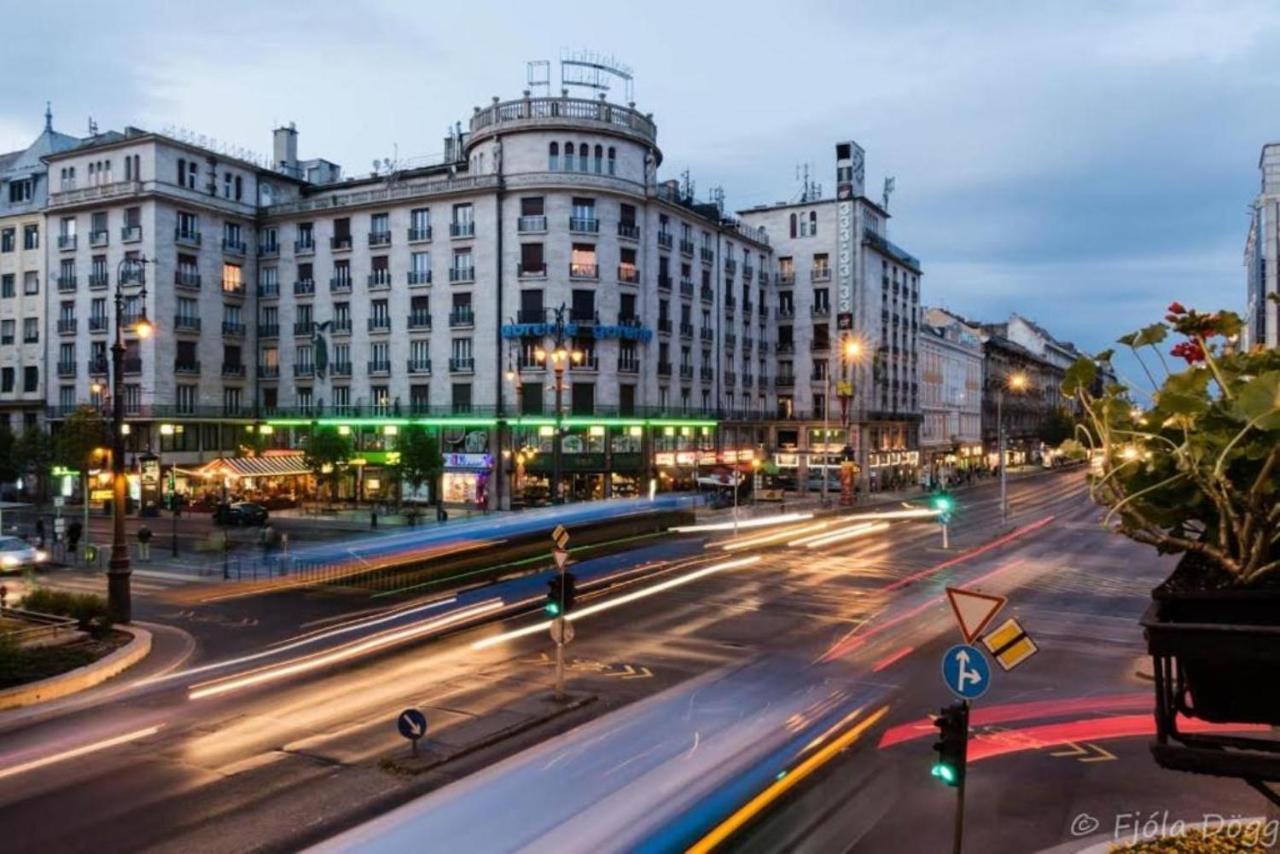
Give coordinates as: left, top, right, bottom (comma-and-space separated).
554, 561, 566, 701
953, 749, 966, 854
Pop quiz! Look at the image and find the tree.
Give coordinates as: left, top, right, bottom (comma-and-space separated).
301, 426, 352, 501
15, 427, 54, 503
1038, 406, 1075, 447
395, 425, 442, 508
52, 408, 108, 512
0, 429, 18, 487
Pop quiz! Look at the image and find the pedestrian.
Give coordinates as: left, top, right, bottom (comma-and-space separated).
67, 520, 82, 557
35, 518, 45, 549
137, 524, 153, 562
370, 509, 378, 530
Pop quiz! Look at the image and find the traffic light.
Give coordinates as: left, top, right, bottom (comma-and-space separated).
931, 701, 969, 786
545, 575, 564, 617
562, 572, 577, 613
930, 491, 955, 523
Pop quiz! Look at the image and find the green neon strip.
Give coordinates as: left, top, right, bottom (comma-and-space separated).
266, 417, 499, 427
266, 415, 719, 429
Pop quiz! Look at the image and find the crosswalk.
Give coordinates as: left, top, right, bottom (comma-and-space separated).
2, 568, 203, 600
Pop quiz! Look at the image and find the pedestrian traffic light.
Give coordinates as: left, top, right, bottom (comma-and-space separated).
930, 492, 955, 522
545, 575, 564, 617
562, 571, 577, 614
931, 701, 969, 787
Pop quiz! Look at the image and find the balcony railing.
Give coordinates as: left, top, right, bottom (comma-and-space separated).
518, 263, 547, 278
258, 365, 280, 378
775, 375, 796, 388
57, 361, 76, 377
657, 318, 672, 334
657, 231, 673, 249
700, 286, 714, 303
407, 358, 432, 374
258, 282, 279, 298
123, 358, 143, 375
724, 259, 737, 275
222, 281, 246, 296
569, 263, 598, 280
811, 338, 831, 352
700, 367, 714, 381
778, 272, 796, 286
257, 323, 278, 337
258, 242, 279, 258
88, 273, 109, 290
679, 280, 694, 298
569, 217, 599, 234
658, 361, 672, 376
618, 358, 640, 373
517, 308, 546, 323
222, 238, 247, 255
56, 275, 77, 293
293, 322, 313, 336
368, 317, 392, 332
367, 272, 392, 289
408, 225, 432, 242
58, 234, 77, 250
618, 265, 639, 284
174, 359, 200, 374
332, 319, 352, 335
450, 222, 475, 238
294, 364, 315, 378
811, 268, 832, 282
368, 231, 392, 247
87, 359, 109, 375
680, 322, 693, 337
700, 247, 714, 264
221, 363, 246, 378
222, 321, 246, 336
777, 306, 795, 319
331, 361, 351, 376
330, 276, 352, 293
408, 270, 432, 285
743, 265, 754, 281
680, 365, 694, 379
88, 316, 108, 332
776, 341, 795, 354
449, 309, 475, 327
330, 235, 353, 251
56, 318, 77, 335
517, 216, 546, 233
658, 274, 672, 291
294, 279, 315, 296
175, 270, 201, 289
89, 230, 109, 247
368, 360, 391, 375
617, 222, 640, 240
121, 225, 142, 243
680, 239, 695, 256
449, 357, 475, 372
449, 266, 475, 283
175, 229, 201, 246
408, 311, 432, 330
295, 238, 315, 254
700, 327, 714, 342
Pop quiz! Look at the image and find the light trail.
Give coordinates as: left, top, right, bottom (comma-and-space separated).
189, 600, 503, 700
797, 521, 890, 549
879, 515, 1055, 593
141, 597, 459, 687
671, 513, 813, 533
871, 645, 915, 673
0, 725, 163, 782
720, 521, 831, 551
470, 555, 762, 650
685, 706, 889, 853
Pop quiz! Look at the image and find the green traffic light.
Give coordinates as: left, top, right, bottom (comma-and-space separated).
931, 763, 958, 785
931, 496, 954, 512
544, 601, 562, 617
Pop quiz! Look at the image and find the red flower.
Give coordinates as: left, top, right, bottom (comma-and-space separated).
1171, 340, 1206, 364
1167, 301, 1187, 315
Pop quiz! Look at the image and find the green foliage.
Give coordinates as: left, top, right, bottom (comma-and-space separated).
395, 425, 442, 495
1072, 308, 1280, 585
301, 426, 352, 499
21, 588, 114, 639
1039, 407, 1076, 446
53, 407, 107, 472
0, 429, 17, 484
1058, 438, 1088, 461
0, 632, 97, 689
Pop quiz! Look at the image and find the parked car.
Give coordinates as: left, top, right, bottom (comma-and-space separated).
0, 535, 47, 572
214, 502, 269, 526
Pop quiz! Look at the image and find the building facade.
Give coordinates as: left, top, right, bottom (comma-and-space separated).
0, 106, 79, 432
1245, 142, 1280, 350
918, 308, 982, 476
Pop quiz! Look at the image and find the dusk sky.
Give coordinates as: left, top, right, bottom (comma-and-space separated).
2, 0, 1269, 383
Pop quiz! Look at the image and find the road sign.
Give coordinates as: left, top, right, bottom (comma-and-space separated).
981, 617, 1038, 671
552, 524, 570, 549
945, 587, 1006, 644
396, 708, 427, 741
549, 617, 575, 644
553, 547, 569, 571
941, 644, 991, 700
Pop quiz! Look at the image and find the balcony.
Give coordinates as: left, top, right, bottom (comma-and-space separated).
811, 370, 829, 382
257, 323, 278, 338
617, 313, 641, 327
368, 231, 392, 247
517, 308, 546, 323
87, 359, 109, 375
812, 338, 831, 352
618, 358, 640, 373
775, 375, 796, 388
450, 222, 475, 238
569, 263, 598, 280
725, 333, 736, 348
293, 321, 313, 336
679, 280, 694, 298
88, 316, 108, 333
570, 312, 598, 325
88, 273, 109, 290
123, 358, 142, 375
408, 225, 432, 242
330, 235, 353, 251
618, 265, 639, 284
294, 279, 315, 296
449, 266, 475, 283
571, 353, 599, 372
617, 222, 640, 240
174, 360, 200, 374
331, 319, 352, 335
295, 238, 315, 254
57, 319, 77, 335
175, 228, 201, 247
700, 367, 714, 381
221, 363, 246, 378
56, 275, 76, 293
368, 317, 392, 333
449, 309, 475, 328
57, 361, 76, 377
811, 268, 832, 283
758, 272, 770, 286
258, 242, 279, 258
569, 217, 599, 234
258, 282, 279, 298
777, 341, 795, 354
367, 271, 392, 290
175, 270, 201, 289
222, 237, 247, 255
725, 371, 736, 386
743, 301, 754, 315
408, 311, 432, 330
657, 318, 672, 334
518, 263, 547, 279
700, 286, 714, 303
724, 259, 737, 275
517, 216, 546, 233
680, 365, 694, 379
811, 304, 831, 318
680, 322, 694, 337
221, 281, 246, 297
657, 231, 673, 250
121, 225, 142, 243
88, 230, 108, 248
658, 361, 672, 376
777, 306, 795, 319
258, 364, 280, 379
222, 321, 246, 336
743, 373, 754, 386
743, 265, 754, 281
294, 363, 315, 378
658, 274, 672, 291
408, 270, 432, 285
680, 239, 695, 256
329, 276, 352, 293
368, 360, 391, 375
778, 272, 796, 286
724, 297, 737, 312
700, 327, 714, 342
58, 234, 77, 251
449, 357, 475, 372
700, 247, 714, 264
332, 361, 352, 377
407, 358, 432, 374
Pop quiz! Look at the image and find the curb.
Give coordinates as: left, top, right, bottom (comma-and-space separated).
0, 625, 152, 711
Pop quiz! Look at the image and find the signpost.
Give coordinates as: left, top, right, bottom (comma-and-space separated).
981, 617, 1038, 671
941, 644, 991, 701
396, 707, 428, 757
945, 587, 1006, 644
551, 526, 570, 700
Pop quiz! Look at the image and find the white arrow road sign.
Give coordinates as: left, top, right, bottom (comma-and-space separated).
946, 586, 1007, 643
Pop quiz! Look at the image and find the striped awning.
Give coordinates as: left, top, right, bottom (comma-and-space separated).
194, 453, 311, 479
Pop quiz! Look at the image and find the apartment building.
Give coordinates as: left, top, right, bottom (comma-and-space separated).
1245, 142, 1280, 350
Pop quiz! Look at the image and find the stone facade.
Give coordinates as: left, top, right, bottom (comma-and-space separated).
1244, 142, 1280, 350
918, 308, 983, 470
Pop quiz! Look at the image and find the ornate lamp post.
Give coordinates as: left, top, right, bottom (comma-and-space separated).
998, 371, 1029, 522
830, 337, 864, 506
532, 305, 583, 505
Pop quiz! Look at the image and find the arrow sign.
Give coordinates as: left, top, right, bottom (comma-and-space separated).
941, 643, 991, 700
396, 708, 427, 741
553, 547, 569, 571
946, 586, 1006, 643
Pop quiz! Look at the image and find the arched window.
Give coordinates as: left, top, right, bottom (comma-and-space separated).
548, 142, 559, 171
177, 158, 186, 185
607, 147, 616, 176
565, 140, 575, 170
809, 211, 817, 235
594, 145, 603, 174
578, 143, 589, 172
789, 213, 797, 238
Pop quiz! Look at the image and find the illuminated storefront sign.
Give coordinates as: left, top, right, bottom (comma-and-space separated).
443, 453, 492, 470
500, 322, 654, 343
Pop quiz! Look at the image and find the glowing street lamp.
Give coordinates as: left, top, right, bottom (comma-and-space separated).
533, 306, 584, 505
998, 371, 1030, 522
824, 335, 867, 506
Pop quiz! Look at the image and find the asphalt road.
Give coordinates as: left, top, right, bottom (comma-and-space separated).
0, 469, 1226, 854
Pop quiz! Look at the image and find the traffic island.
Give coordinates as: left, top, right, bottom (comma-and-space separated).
0, 624, 150, 710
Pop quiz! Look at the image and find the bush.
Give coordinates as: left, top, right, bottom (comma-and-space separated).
21, 588, 114, 639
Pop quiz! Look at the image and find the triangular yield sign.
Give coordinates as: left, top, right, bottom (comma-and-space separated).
553, 548, 569, 571
946, 586, 1006, 643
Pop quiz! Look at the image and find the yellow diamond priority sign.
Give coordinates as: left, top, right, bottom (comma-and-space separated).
552, 524, 570, 549
981, 617, 1038, 671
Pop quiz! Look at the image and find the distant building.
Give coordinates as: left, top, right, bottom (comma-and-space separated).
0, 104, 80, 432
919, 308, 983, 476
1245, 143, 1280, 350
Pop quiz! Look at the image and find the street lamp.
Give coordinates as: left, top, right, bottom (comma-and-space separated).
824, 337, 865, 506
998, 371, 1029, 523
107, 255, 151, 624
533, 305, 583, 505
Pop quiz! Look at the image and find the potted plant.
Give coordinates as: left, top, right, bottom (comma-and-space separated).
1065, 300, 1280, 727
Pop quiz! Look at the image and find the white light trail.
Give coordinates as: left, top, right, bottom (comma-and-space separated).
799, 521, 891, 549
470, 555, 762, 650
671, 513, 813, 533
721, 520, 831, 551
0, 725, 164, 782
188, 600, 503, 700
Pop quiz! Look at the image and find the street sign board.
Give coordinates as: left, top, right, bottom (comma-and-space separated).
552, 524, 570, 549
396, 708, 428, 741
941, 644, 991, 700
982, 618, 1038, 671
945, 587, 1006, 644
553, 547, 569, 571
549, 617, 575, 645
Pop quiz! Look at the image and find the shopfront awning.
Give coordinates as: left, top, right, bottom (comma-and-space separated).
193, 453, 311, 479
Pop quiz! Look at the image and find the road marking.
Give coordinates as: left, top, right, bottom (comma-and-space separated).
0, 725, 163, 782
1049, 741, 1116, 763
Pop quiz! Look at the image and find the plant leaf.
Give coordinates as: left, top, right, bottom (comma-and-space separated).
1062, 357, 1098, 396
1154, 368, 1210, 417
1234, 371, 1280, 429
1133, 323, 1169, 347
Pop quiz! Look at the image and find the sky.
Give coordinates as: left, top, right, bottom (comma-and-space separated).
2, 0, 1272, 385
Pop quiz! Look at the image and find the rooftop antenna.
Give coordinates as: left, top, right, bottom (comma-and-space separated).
87, 115, 98, 137
882, 176, 896, 211
680, 168, 694, 202
559, 48, 635, 102
527, 60, 551, 97
44, 101, 52, 132
795, 163, 816, 203
710, 185, 725, 215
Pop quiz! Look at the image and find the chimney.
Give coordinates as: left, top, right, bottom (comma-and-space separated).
273, 122, 299, 176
